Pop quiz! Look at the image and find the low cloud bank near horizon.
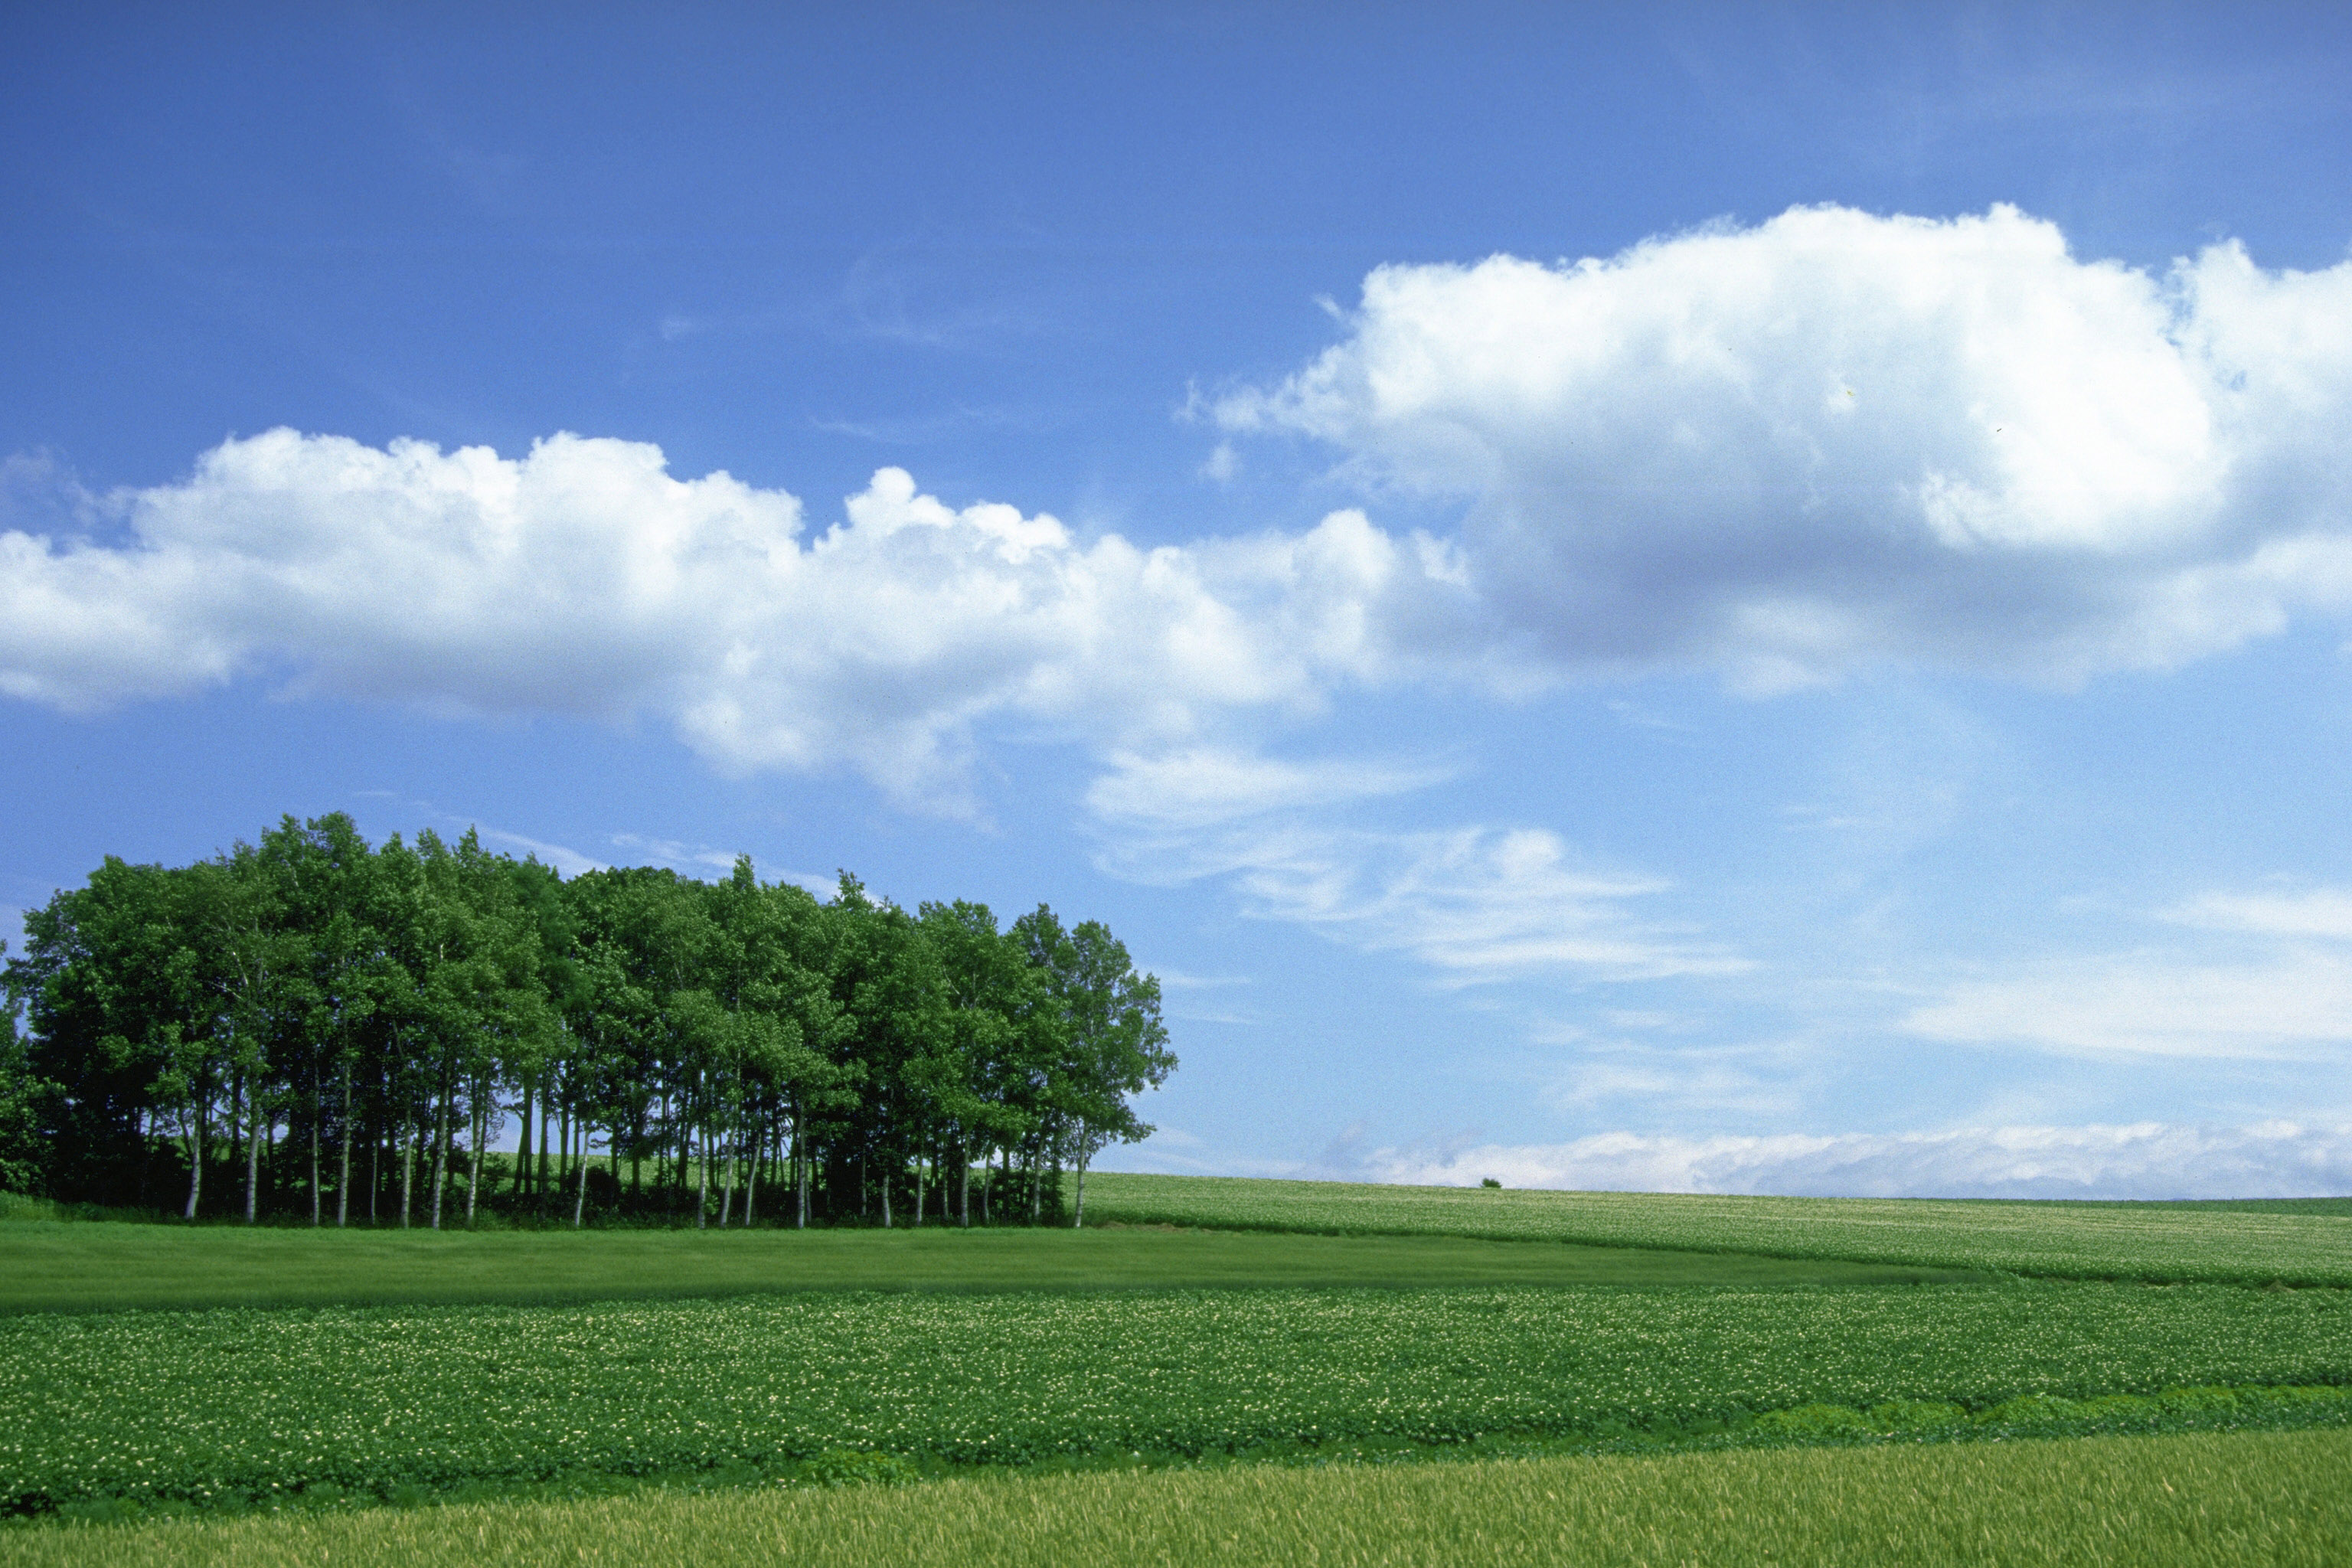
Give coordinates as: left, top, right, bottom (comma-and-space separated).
1332, 1120, 2352, 1200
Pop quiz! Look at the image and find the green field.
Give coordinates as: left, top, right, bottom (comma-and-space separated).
1080, 1172, 2352, 1284
8, 1279, 2350, 1514
0, 1216, 1980, 1316
8, 1429, 2347, 1568
5, 1173, 2350, 1563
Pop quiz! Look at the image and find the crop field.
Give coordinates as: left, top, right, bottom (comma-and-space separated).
0, 1215, 1978, 1316
5, 1174, 2350, 1563
8, 1429, 2350, 1568
1079, 1172, 2352, 1285
7, 1280, 2352, 1514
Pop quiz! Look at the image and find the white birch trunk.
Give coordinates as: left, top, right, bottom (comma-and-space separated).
429, 1088, 451, 1231
243, 1087, 263, 1224
795, 1122, 809, 1229
400, 1116, 416, 1227
573, 1123, 590, 1228
182, 1094, 206, 1220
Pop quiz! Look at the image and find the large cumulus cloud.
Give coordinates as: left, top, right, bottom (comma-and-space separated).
1218, 203, 2352, 689
0, 430, 1471, 806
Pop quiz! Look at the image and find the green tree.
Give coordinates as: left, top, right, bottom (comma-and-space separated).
1015, 906, 1175, 1227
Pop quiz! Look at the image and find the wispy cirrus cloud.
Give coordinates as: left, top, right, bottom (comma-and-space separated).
1904, 882, 2352, 1060
1083, 746, 1458, 833
2159, 886, 2352, 940
1088, 746, 1744, 985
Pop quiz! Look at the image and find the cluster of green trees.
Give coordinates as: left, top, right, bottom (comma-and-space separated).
0, 813, 1173, 1228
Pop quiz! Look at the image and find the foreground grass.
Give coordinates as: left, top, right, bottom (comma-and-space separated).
1082, 1172, 2352, 1285
0, 1219, 1984, 1315
9, 1281, 2348, 1514
9, 1429, 2348, 1567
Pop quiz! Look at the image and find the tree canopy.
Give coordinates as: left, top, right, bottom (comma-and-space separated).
0, 813, 1173, 1227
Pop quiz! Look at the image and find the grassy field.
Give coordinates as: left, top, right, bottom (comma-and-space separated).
1080, 1172, 2352, 1285
8, 1429, 2348, 1567
8, 1279, 2350, 1514
0, 1215, 1981, 1315
7, 1172, 2350, 1557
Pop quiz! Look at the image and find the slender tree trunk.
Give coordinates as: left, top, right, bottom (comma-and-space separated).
959, 1144, 971, 1229
881, 1146, 893, 1229
243, 1086, 263, 1225
227, 1070, 244, 1198
465, 1089, 485, 1226
696, 1119, 709, 1230
1074, 1148, 1089, 1230
516, 1080, 534, 1199
429, 1083, 452, 1231
309, 1086, 322, 1227
795, 1119, 809, 1230
720, 1102, 737, 1227
337, 1061, 353, 1228
745, 1115, 760, 1226
400, 1116, 416, 1227
914, 1149, 925, 1228
573, 1123, 590, 1228
182, 1094, 206, 1220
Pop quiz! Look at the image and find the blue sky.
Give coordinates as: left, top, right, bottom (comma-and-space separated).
8, 3, 2352, 1197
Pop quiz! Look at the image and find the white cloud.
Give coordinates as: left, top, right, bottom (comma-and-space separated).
18, 207, 2345, 824
475, 829, 604, 878
2160, 886, 2352, 941
0, 433, 1473, 809
606, 833, 743, 876
1088, 740, 1740, 984
1903, 950, 2352, 1060
1084, 746, 1456, 832
1219, 204, 2352, 689
1544, 1050, 1802, 1119
1099, 807, 1746, 984
1153, 969, 1253, 991
1361, 1120, 2352, 1199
